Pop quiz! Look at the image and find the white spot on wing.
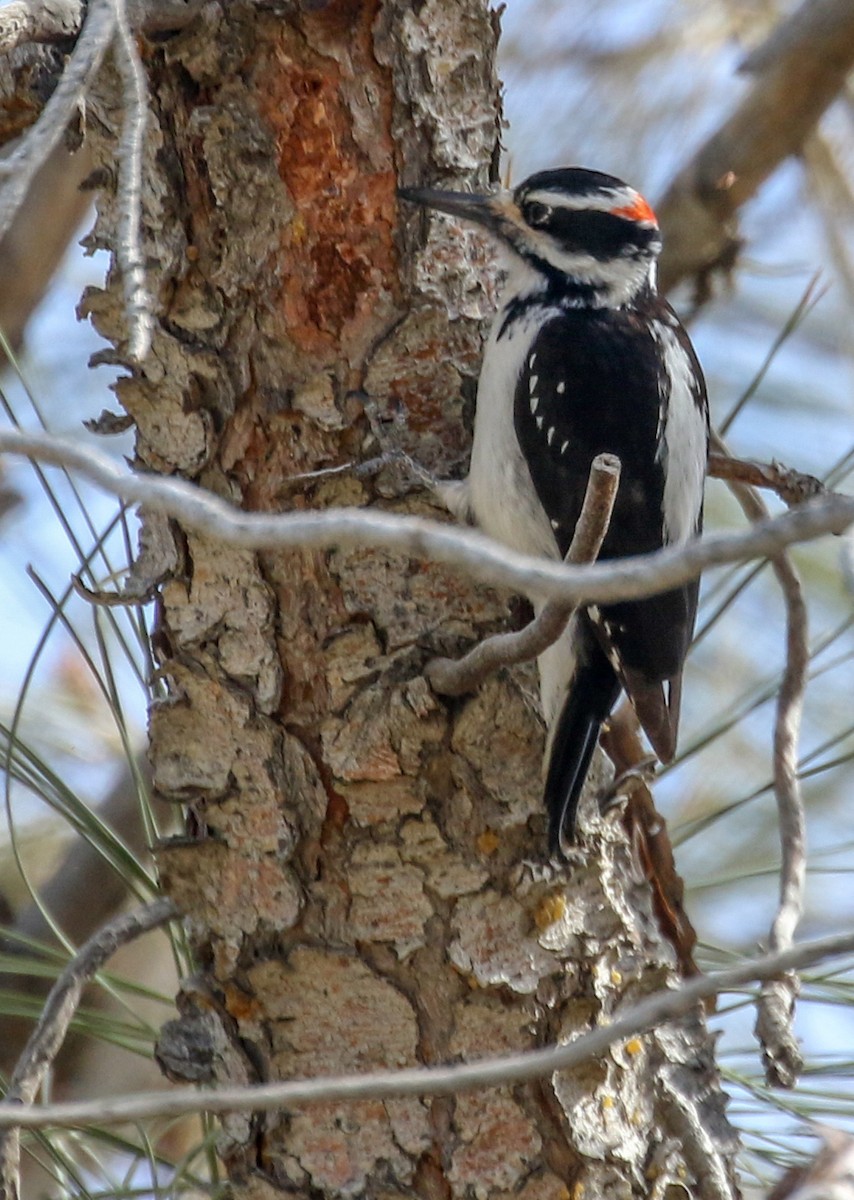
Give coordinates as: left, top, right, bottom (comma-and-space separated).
530, 395, 539, 415
556, 381, 566, 395
560, 440, 569, 455
536, 416, 544, 430
547, 426, 555, 445
529, 375, 538, 392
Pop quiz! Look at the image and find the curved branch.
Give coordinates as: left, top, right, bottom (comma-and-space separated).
0, 428, 852, 607
711, 431, 809, 1089
0, 0, 115, 248
0, 929, 852, 1131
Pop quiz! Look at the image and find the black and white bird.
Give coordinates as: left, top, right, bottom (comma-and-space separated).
400, 167, 709, 856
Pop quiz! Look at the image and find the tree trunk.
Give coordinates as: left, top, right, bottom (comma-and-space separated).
81, 3, 741, 1196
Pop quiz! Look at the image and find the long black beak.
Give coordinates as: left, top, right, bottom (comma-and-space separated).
398, 186, 502, 234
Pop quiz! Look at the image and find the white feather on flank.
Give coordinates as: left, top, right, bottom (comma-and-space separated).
539, 608, 580, 737
652, 321, 707, 545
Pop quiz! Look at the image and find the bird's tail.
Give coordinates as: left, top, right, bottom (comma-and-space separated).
543, 628, 620, 857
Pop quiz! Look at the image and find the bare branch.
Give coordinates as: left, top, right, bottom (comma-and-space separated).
657, 0, 854, 294
0, 929, 852, 1132
426, 453, 621, 695
711, 431, 809, 1088
112, 0, 153, 362
707, 452, 825, 508
426, 449, 824, 700
0, 0, 201, 363
0, 429, 852, 608
0, 898, 178, 1200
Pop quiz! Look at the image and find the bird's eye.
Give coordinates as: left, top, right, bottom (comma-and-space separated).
523, 201, 552, 227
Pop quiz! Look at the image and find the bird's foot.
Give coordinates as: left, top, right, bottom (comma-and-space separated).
356, 392, 453, 501
598, 756, 657, 814
360, 393, 473, 516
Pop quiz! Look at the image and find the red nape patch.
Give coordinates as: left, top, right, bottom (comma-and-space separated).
611, 194, 658, 226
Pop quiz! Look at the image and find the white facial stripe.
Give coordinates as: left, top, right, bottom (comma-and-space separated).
496, 194, 660, 308
522, 186, 650, 219
523, 242, 657, 306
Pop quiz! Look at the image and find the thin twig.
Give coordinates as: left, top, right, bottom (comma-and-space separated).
717, 276, 825, 437
0, 429, 852, 608
0, 898, 178, 1200
0, 0, 117, 245
707, 454, 825, 508
112, 0, 153, 362
711, 431, 809, 1088
0, 930, 852, 1132
426, 452, 621, 695
277, 449, 427, 492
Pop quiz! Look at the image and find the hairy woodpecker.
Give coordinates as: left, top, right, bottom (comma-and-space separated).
400, 167, 708, 856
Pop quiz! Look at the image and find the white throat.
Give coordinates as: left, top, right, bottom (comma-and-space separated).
500, 243, 657, 310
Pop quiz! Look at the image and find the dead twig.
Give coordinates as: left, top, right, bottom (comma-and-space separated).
112, 0, 153, 362
600, 703, 700, 981
425, 453, 621, 696
707, 452, 824, 508
0, 0, 116, 247
711, 430, 809, 1088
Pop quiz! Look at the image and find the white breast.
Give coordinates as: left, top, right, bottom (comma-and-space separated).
469, 294, 560, 562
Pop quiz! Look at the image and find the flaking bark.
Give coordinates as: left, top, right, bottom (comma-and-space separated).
73, 2, 740, 1196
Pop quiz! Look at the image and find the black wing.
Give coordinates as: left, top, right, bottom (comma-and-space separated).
513, 299, 706, 760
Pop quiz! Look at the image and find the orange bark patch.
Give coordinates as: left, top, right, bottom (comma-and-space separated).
254, 14, 399, 362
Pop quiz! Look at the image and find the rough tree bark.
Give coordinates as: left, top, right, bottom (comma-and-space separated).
74, 3, 739, 1197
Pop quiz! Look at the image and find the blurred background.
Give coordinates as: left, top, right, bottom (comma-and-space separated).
1, 0, 852, 1195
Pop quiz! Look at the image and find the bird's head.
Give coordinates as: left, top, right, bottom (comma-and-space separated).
400, 167, 662, 307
